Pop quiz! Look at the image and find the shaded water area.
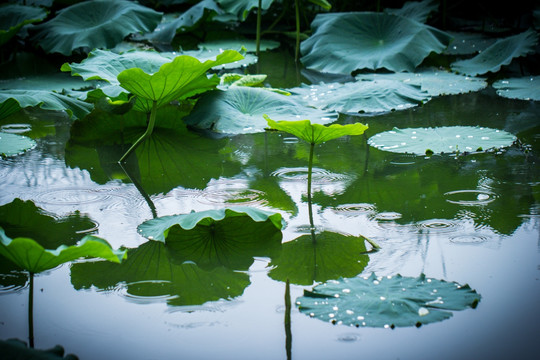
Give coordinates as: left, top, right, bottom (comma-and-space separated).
1, 53, 539, 359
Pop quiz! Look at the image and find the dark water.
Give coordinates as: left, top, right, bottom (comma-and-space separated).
0, 53, 539, 359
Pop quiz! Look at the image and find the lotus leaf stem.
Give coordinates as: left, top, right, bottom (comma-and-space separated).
256, 0, 262, 56
119, 100, 157, 163
307, 141, 315, 233
284, 279, 292, 360
294, 0, 301, 62
28, 272, 34, 348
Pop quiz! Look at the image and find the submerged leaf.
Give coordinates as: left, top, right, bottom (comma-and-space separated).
0, 132, 36, 157
368, 126, 516, 155
0, 228, 126, 274
451, 29, 539, 76
70, 240, 249, 306
265, 116, 368, 144
492, 76, 540, 101
268, 232, 370, 285
184, 87, 337, 134
296, 273, 481, 327
31, 0, 162, 55
300, 12, 452, 74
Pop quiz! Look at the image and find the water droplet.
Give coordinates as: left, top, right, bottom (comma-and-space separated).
418, 307, 429, 316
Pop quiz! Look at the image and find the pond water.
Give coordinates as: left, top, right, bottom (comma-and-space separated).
0, 50, 539, 360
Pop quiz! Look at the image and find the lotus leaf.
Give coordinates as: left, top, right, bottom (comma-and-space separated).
138, 206, 284, 241
138, 207, 283, 270
0, 132, 36, 157
368, 126, 517, 155
444, 31, 497, 55
198, 38, 281, 52
117, 49, 243, 112
356, 69, 487, 96
267, 232, 370, 285
215, 0, 274, 21
31, 0, 162, 55
0, 4, 48, 46
385, 0, 438, 23
265, 116, 368, 145
184, 87, 337, 134
0, 228, 126, 274
296, 273, 481, 327
70, 240, 250, 306
141, 0, 222, 45
289, 80, 430, 113
0, 89, 93, 121
451, 29, 539, 76
492, 76, 540, 101
300, 12, 452, 74
179, 49, 258, 70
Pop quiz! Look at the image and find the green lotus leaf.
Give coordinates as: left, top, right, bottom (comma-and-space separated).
138, 206, 284, 242
267, 232, 370, 286
0, 4, 48, 46
451, 29, 539, 76
265, 116, 368, 145
300, 12, 452, 74
70, 240, 250, 307
0, 132, 36, 157
31, 0, 162, 55
198, 38, 281, 52
0, 89, 93, 121
141, 0, 222, 45
385, 0, 438, 23
444, 31, 497, 55
368, 126, 517, 155
179, 49, 258, 70
0, 73, 95, 92
289, 80, 430, 113
0, 228, 126, 274
117, 49, 243, 112
296, 273, 481, 328
184, 87, 337, 134
138, 207, 283, 270
492, 76, 540, 101
215, 0, 274, 21
356, 69, 488, 96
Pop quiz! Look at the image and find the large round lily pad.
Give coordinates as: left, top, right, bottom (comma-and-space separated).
300, 12, 452, 74
368, 126, 516, 155
296, 273, 481, 328
31, 0, 162, 55
184, 87, 338, 134
492, 76, 540, 101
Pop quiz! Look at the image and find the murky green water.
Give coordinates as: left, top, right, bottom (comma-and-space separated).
0, 53, 539, 359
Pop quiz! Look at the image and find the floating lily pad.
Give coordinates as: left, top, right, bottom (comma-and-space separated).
0, 4, 48, 45
70, 240, 250, 307
0, 89, 93, 121
296, 273, 481, 328
368, 126, 516, 155
268, 232, 370, 286
356, 69, 488, 96
199, 38, 281, 52
300, 12, 452, 74
31, 0, 162, 55
0, 228, 126, 274
451, 29, 539, 76
0, 132, 36, 157
492, 76, 540, 101
184, 87, 337, 134
289, 80, 430, 113
444, 31, 497, 55
385, 0, 438, 23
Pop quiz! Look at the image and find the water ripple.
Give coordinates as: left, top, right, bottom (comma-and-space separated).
271, 167, 353, 184
444, 189, 497, 206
